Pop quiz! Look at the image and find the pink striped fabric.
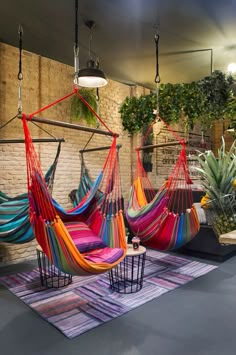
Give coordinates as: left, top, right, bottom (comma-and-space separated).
83, 247, 124, 264
65, 221, 106, 253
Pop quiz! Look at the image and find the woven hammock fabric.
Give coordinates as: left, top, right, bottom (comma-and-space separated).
70, 159, 97, 207
126, 135, 200, 250
22, 114, 126, 276
0, 144, 62, 244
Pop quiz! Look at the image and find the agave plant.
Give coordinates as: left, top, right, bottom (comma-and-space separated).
196, 138, 236, 236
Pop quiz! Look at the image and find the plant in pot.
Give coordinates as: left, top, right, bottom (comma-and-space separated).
196, 138, 236, 239
71, 88, 97, 125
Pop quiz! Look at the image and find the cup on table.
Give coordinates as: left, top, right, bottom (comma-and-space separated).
132, 236, 140, 250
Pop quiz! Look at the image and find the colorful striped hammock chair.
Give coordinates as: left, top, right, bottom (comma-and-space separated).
69, 153, 100, 207
0, 142, 62, 244
69, 146, 121, 208
126, 117, 200, 250
21, 89, 126, 276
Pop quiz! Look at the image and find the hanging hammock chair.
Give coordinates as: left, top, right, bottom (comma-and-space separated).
69, 145, 121, 208
20, 89, 126, 276
0, 142, 62, 243
69, 153, 98, 207
126, 117, 200, 251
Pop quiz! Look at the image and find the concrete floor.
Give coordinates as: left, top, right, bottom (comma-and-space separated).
0, 253, 236, 355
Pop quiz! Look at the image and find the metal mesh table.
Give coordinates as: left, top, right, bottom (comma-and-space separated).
109, 245, 146, 293
36, 245, 72, 288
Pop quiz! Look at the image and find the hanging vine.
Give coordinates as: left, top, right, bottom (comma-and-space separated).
119, 70, 236, 135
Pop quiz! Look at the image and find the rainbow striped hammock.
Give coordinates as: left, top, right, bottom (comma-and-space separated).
126, 139, 200, 251
0, 143, 61, 244
22, 115, 126, 276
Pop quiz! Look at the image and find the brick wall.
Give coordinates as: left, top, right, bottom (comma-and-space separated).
1, 42, 233, 265
0, 42, 135, 265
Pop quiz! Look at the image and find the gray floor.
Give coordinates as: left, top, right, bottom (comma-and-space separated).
0, 253, 236, 355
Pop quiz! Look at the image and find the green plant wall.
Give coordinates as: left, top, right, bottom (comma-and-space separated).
119, 70, 236, 135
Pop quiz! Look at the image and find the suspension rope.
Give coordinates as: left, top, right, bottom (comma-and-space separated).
74, 0, 78, 52
31, 121, 59, 140
18, 25, 23, 81
154, 32, 160, 120
136, 32, 161, 149
156, 114, 186, 146
82, 132, 96, 151
74, 0, 79, 84
140, 118, 158, 148
0, 114, 18, 130
27, 91, 75, 119
18, 25, 23, 114
25, 87, 116, 136
137, 31, 185, 149
154, 33, 160, 84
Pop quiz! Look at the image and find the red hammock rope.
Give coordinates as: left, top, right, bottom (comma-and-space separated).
74, 89, 115, 135
22, 88, 121, 222
135, 114, 194, 212
26, 87, 117, 137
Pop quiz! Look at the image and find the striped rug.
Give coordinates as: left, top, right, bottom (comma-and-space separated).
0, 249, 217, 338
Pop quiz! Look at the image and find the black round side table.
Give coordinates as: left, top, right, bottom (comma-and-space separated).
36, 245, 72, 288
109, 244, 146, 293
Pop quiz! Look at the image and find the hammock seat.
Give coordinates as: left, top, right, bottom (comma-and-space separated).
126, 124, 200, 251
22, 111, 126, 276
0, 143, 61, 243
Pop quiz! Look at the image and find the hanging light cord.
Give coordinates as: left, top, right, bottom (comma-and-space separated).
18, 25, 23, 114
89, 26, 92, 59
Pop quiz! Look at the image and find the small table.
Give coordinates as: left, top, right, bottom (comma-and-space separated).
36, 245, 72, 288
109, 244, 146, 293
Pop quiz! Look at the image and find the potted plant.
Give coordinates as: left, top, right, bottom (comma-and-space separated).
71, 88, 97, 126
196, 138, 236, 238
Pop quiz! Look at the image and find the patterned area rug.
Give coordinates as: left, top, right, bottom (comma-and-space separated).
0, 249, 217, 339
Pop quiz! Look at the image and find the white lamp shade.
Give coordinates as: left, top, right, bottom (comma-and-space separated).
78, 60, 108, 88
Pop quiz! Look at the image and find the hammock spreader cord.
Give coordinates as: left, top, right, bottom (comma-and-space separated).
23, 85, 119, 174
75, 89, 115, 136
25, 88, 117, 138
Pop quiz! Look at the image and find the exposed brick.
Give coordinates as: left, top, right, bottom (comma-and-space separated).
0, 42, 133, 264
1, 42, 231, 265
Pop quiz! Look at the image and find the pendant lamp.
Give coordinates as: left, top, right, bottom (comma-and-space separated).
78, 20, 108, 88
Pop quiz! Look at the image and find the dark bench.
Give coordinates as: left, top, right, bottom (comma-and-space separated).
179, 190, 236, 262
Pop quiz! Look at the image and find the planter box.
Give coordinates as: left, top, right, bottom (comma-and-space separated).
179, 225, 236, 262
178, 190, 236, 262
